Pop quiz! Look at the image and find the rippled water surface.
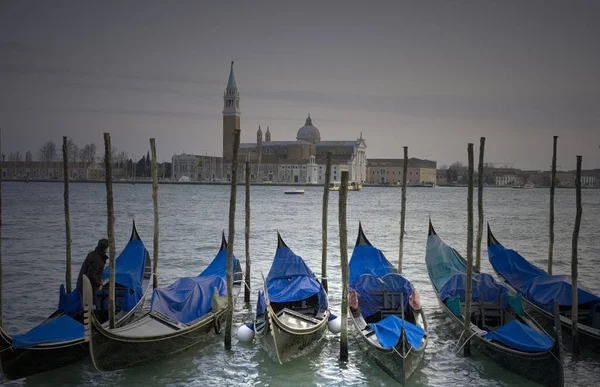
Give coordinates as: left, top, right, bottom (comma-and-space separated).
1, 182, 599, 386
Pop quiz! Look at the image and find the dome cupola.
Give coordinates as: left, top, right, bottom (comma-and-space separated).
296, 114, 321, 144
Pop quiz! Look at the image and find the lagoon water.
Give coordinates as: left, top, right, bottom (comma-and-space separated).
1, 182, 599, 386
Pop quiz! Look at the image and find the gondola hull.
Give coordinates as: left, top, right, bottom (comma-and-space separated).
487, 225, 600, 350
87, 299, 235, 371
431, 279, 563, 387
0, 285, 149, 380
349, 309, 427, 384
0, 328, 87, 381
255, 306, 329, 364
0, 221, 152, 380
501, 281, 600, 349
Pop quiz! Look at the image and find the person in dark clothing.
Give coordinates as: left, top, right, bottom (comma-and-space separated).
76, 238, 109, 295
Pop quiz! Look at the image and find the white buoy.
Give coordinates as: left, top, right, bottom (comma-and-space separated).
328, 314, 342, 334
237, 323, 255, 342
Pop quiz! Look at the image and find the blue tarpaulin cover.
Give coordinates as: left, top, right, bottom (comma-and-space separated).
12, 315, 84, 349
484, 320, 554, 352
349, 245, 395, 284
368, 315, 425, 349
425, 234, 467, 291
150, 247, 237, 324
100, 239, 148, 311
440, 273, 509, 309
488, 243, 600, 312
349, 238, 413, 318
58, 285, 82, 315
199, 249, 239, 281
150, 276, 226, 324
351, 274, 412, 318
256, 291, 266, 316
488, 243, 547, 294
265, 245, 327, 308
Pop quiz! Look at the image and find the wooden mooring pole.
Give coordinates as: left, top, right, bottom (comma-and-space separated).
0, 128, 3, 327
548, 136, 558, 274
572, 155, 582, 354
464, 143, 475, 356
244, 161, 251, 304
399, 146, 408, 273
62, 137, 73, 293
475, 137, 485, 272
150, 138, 159, 289
321, 152, 332, 293
103, 133, 116, 329
225, 129, 241, 350
339, 170, 349, 361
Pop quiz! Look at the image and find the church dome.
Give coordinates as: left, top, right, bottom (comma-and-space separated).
296, 115, 321, 144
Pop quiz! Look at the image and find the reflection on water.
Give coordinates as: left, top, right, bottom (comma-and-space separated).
1, 182, 599, 386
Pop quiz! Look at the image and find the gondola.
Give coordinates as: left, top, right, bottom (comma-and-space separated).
82, 232, 242, 371
254, 233, 330, 364
425, 220, 564, 387
0, 221, 152, 380
487, 224, 600, 348
348, 223, 428, 384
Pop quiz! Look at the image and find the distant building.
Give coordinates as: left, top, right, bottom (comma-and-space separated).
1, 161, 106, 180
495, 174, 523, 186
172, 62, 367, 184
366, 158, 437, 185
555, 171, 574, 187
436, 169, 448, 186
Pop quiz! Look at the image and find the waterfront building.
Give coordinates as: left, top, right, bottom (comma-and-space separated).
495, 174, 524, 186
366, 158, 437, 185
171, 62, 367, 184
1, 161, 109, 180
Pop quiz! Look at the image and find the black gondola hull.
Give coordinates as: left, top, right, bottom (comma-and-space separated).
89, 311, 224, 371
0, 329, 87, 381
255, 306, 329, 364
432, 287, 564, 387
350, 310, 427, 385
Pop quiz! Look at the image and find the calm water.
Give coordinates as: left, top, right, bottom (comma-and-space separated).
1, 182, 599, 386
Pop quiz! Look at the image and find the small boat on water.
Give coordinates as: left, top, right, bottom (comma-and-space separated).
82, 232, 242, 371
0, 221, 152, 380
284, 189, 304, 195
512, 182, 535, 189
329, 182, 362, 191
487, 224, 600, 349
348, 182, 363, 191
349, 223, 428, 384
254, 233, 330, 364
425, 220, 563, 387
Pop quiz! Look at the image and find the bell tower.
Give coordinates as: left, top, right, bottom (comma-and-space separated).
223, 61, 241, 162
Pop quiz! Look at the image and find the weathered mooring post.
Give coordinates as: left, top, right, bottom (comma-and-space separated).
464, 143, 475, 356
399, 146, 408, 273
572, 155, 582, 354
322, 152, 332, 293
475, 137, 485, 272
103, 133, 116, 328
244, 161, 251, 304
62, 137, 73, 293
225, 128, 241, 350
0, 128, 3, 327
150, 138, 159, 289
339, 170, 349, 361
548, 136, 558, 274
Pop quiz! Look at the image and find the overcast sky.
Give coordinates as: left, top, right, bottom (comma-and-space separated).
1, 0, 599, 170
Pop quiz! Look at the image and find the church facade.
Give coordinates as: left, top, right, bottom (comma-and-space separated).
172, 62, 367, 184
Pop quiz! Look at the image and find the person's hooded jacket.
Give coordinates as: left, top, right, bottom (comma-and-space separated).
76, 239, 109, 292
